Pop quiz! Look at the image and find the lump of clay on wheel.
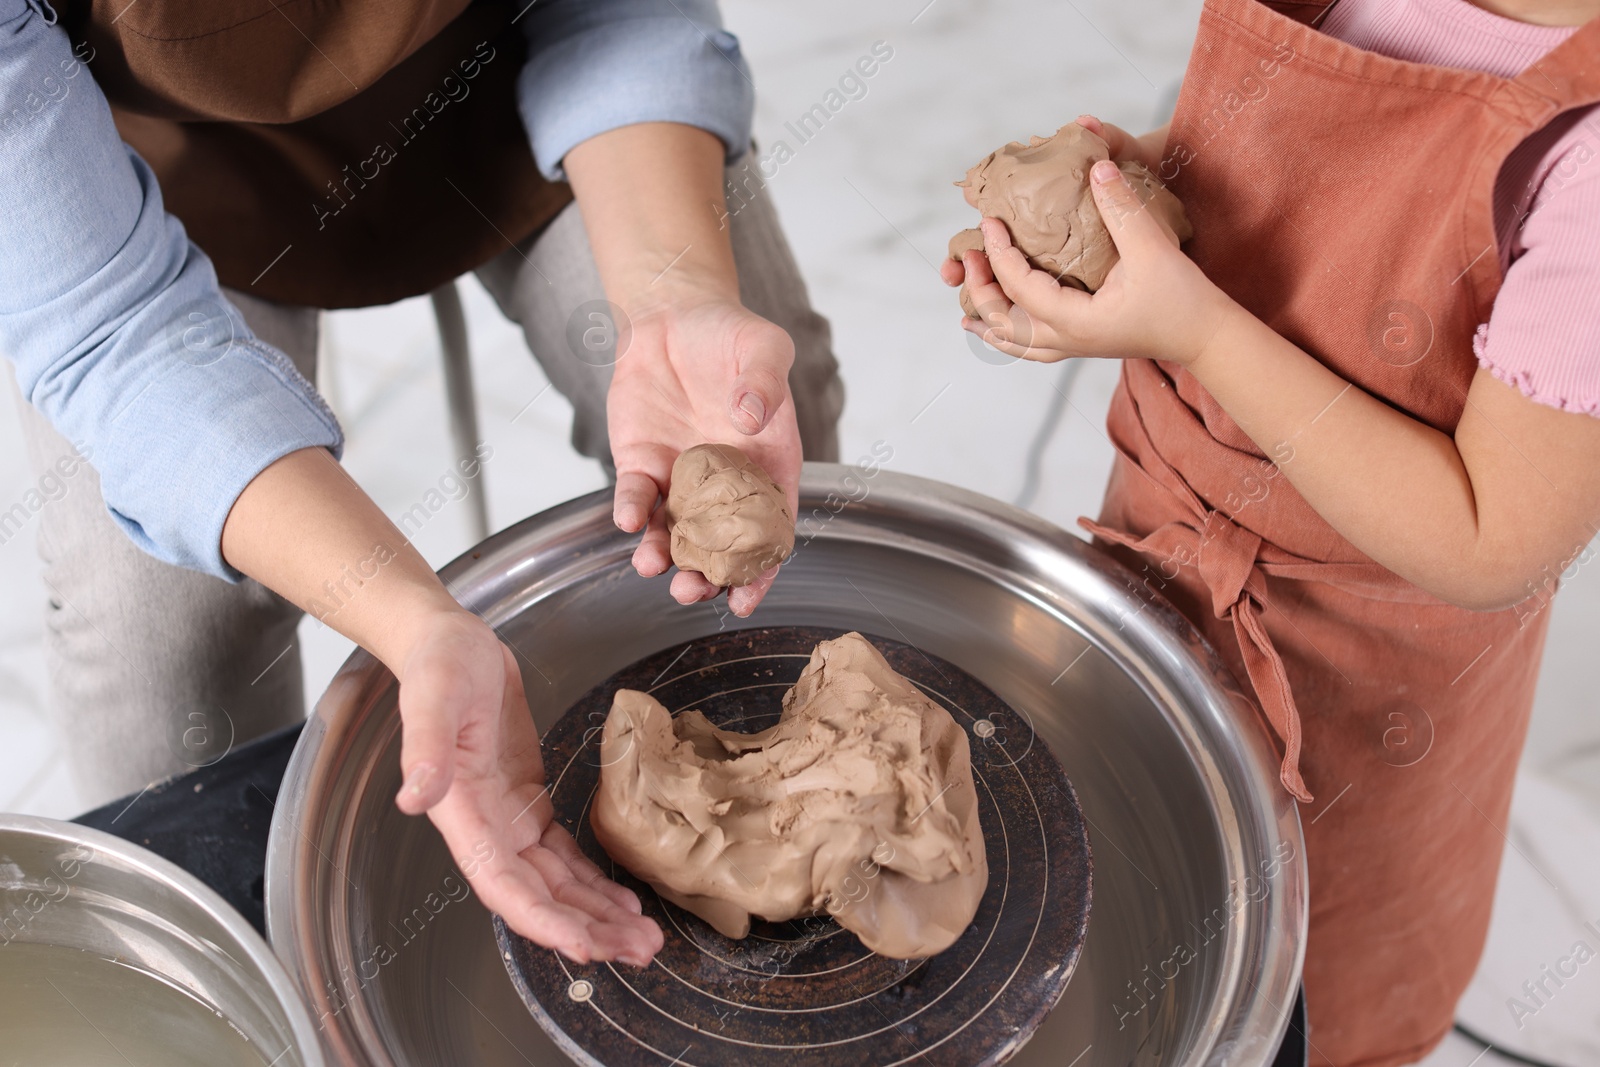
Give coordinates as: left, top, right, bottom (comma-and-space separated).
590, 632, 988, 959
665, 443, 794, 588
949, 122, 1193, 315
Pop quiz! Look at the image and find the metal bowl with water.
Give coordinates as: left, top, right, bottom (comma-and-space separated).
265, 466, 1306, 1066
0, 814, 324, 1067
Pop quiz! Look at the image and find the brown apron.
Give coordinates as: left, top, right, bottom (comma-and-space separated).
58, 0, 573, 308
1079, 1, 1600, 1063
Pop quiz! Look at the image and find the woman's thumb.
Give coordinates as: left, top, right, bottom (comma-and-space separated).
729, 322, 795, 436
394, 647, 473, 814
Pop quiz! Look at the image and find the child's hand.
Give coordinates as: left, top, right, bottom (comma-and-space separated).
958, 159, 1232, 367
1073, 113, 1165, 173
939, 113, 1173, 295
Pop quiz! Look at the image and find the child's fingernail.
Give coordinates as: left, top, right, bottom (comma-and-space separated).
1092, 160, 1119, 184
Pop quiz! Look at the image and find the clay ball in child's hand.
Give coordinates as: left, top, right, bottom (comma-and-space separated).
949, 123, 1194, 316
666, 443, 794, 588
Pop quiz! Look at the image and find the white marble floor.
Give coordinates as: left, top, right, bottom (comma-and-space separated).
1, 1, 1596, 1064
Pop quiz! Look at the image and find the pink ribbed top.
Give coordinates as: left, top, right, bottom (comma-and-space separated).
1322, 0, 1600, 416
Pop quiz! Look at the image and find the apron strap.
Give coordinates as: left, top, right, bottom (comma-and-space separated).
1507, 15, 1600, 113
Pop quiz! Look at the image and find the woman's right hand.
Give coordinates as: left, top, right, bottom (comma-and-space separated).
221, 448, 662, 965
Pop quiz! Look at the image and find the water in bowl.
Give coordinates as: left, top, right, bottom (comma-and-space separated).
0, 941, 273, 1066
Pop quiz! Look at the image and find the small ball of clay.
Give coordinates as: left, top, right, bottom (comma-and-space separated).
665, 444, 793, 588
590, 632, 988, 959
949, 123, 1193, 316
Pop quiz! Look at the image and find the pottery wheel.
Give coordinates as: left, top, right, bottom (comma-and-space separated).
495, 626, 1092, 1067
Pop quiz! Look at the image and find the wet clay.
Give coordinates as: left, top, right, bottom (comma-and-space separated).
666, 443, 794, 588
950, 123, 1192, 315
590, 632, 989, 959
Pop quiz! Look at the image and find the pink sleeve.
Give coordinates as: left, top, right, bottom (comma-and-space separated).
1474, 112, 1600, 417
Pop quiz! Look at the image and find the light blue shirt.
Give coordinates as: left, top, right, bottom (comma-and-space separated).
0, 0, 753, 579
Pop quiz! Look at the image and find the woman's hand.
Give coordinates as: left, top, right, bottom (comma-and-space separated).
953, 159, 1235, 367
393, 610, 665, 966
222, 449, 664, 965
564, 122, 801, 618
606, 296, 801, 617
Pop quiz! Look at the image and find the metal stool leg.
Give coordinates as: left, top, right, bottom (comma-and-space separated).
429, 281, 489, 543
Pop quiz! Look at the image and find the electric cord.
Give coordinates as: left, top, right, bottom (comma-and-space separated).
1012, 358, 1082, 510
1453, 1021, 1576, 1067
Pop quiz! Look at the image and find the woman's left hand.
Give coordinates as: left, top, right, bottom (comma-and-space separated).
950, 159, 1235, 368
607, 296, 801, 617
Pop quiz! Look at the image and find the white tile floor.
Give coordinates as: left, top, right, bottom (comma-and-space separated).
1, 2, 1596, 1064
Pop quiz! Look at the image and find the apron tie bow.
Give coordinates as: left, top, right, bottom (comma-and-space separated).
1198, 509, 1262, 618
1081, 506, 1313, 803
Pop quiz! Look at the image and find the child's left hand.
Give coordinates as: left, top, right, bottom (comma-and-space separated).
945, 159, 1233, 368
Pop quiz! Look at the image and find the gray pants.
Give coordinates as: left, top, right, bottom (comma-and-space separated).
11, 188, 843, 809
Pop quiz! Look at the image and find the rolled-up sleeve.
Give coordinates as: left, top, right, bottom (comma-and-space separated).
0, 0, 342, 580
516, 0, 754, 180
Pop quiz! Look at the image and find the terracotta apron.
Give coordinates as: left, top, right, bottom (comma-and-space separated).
1078, 1, 1600, 1063
58, 0, 573, 308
